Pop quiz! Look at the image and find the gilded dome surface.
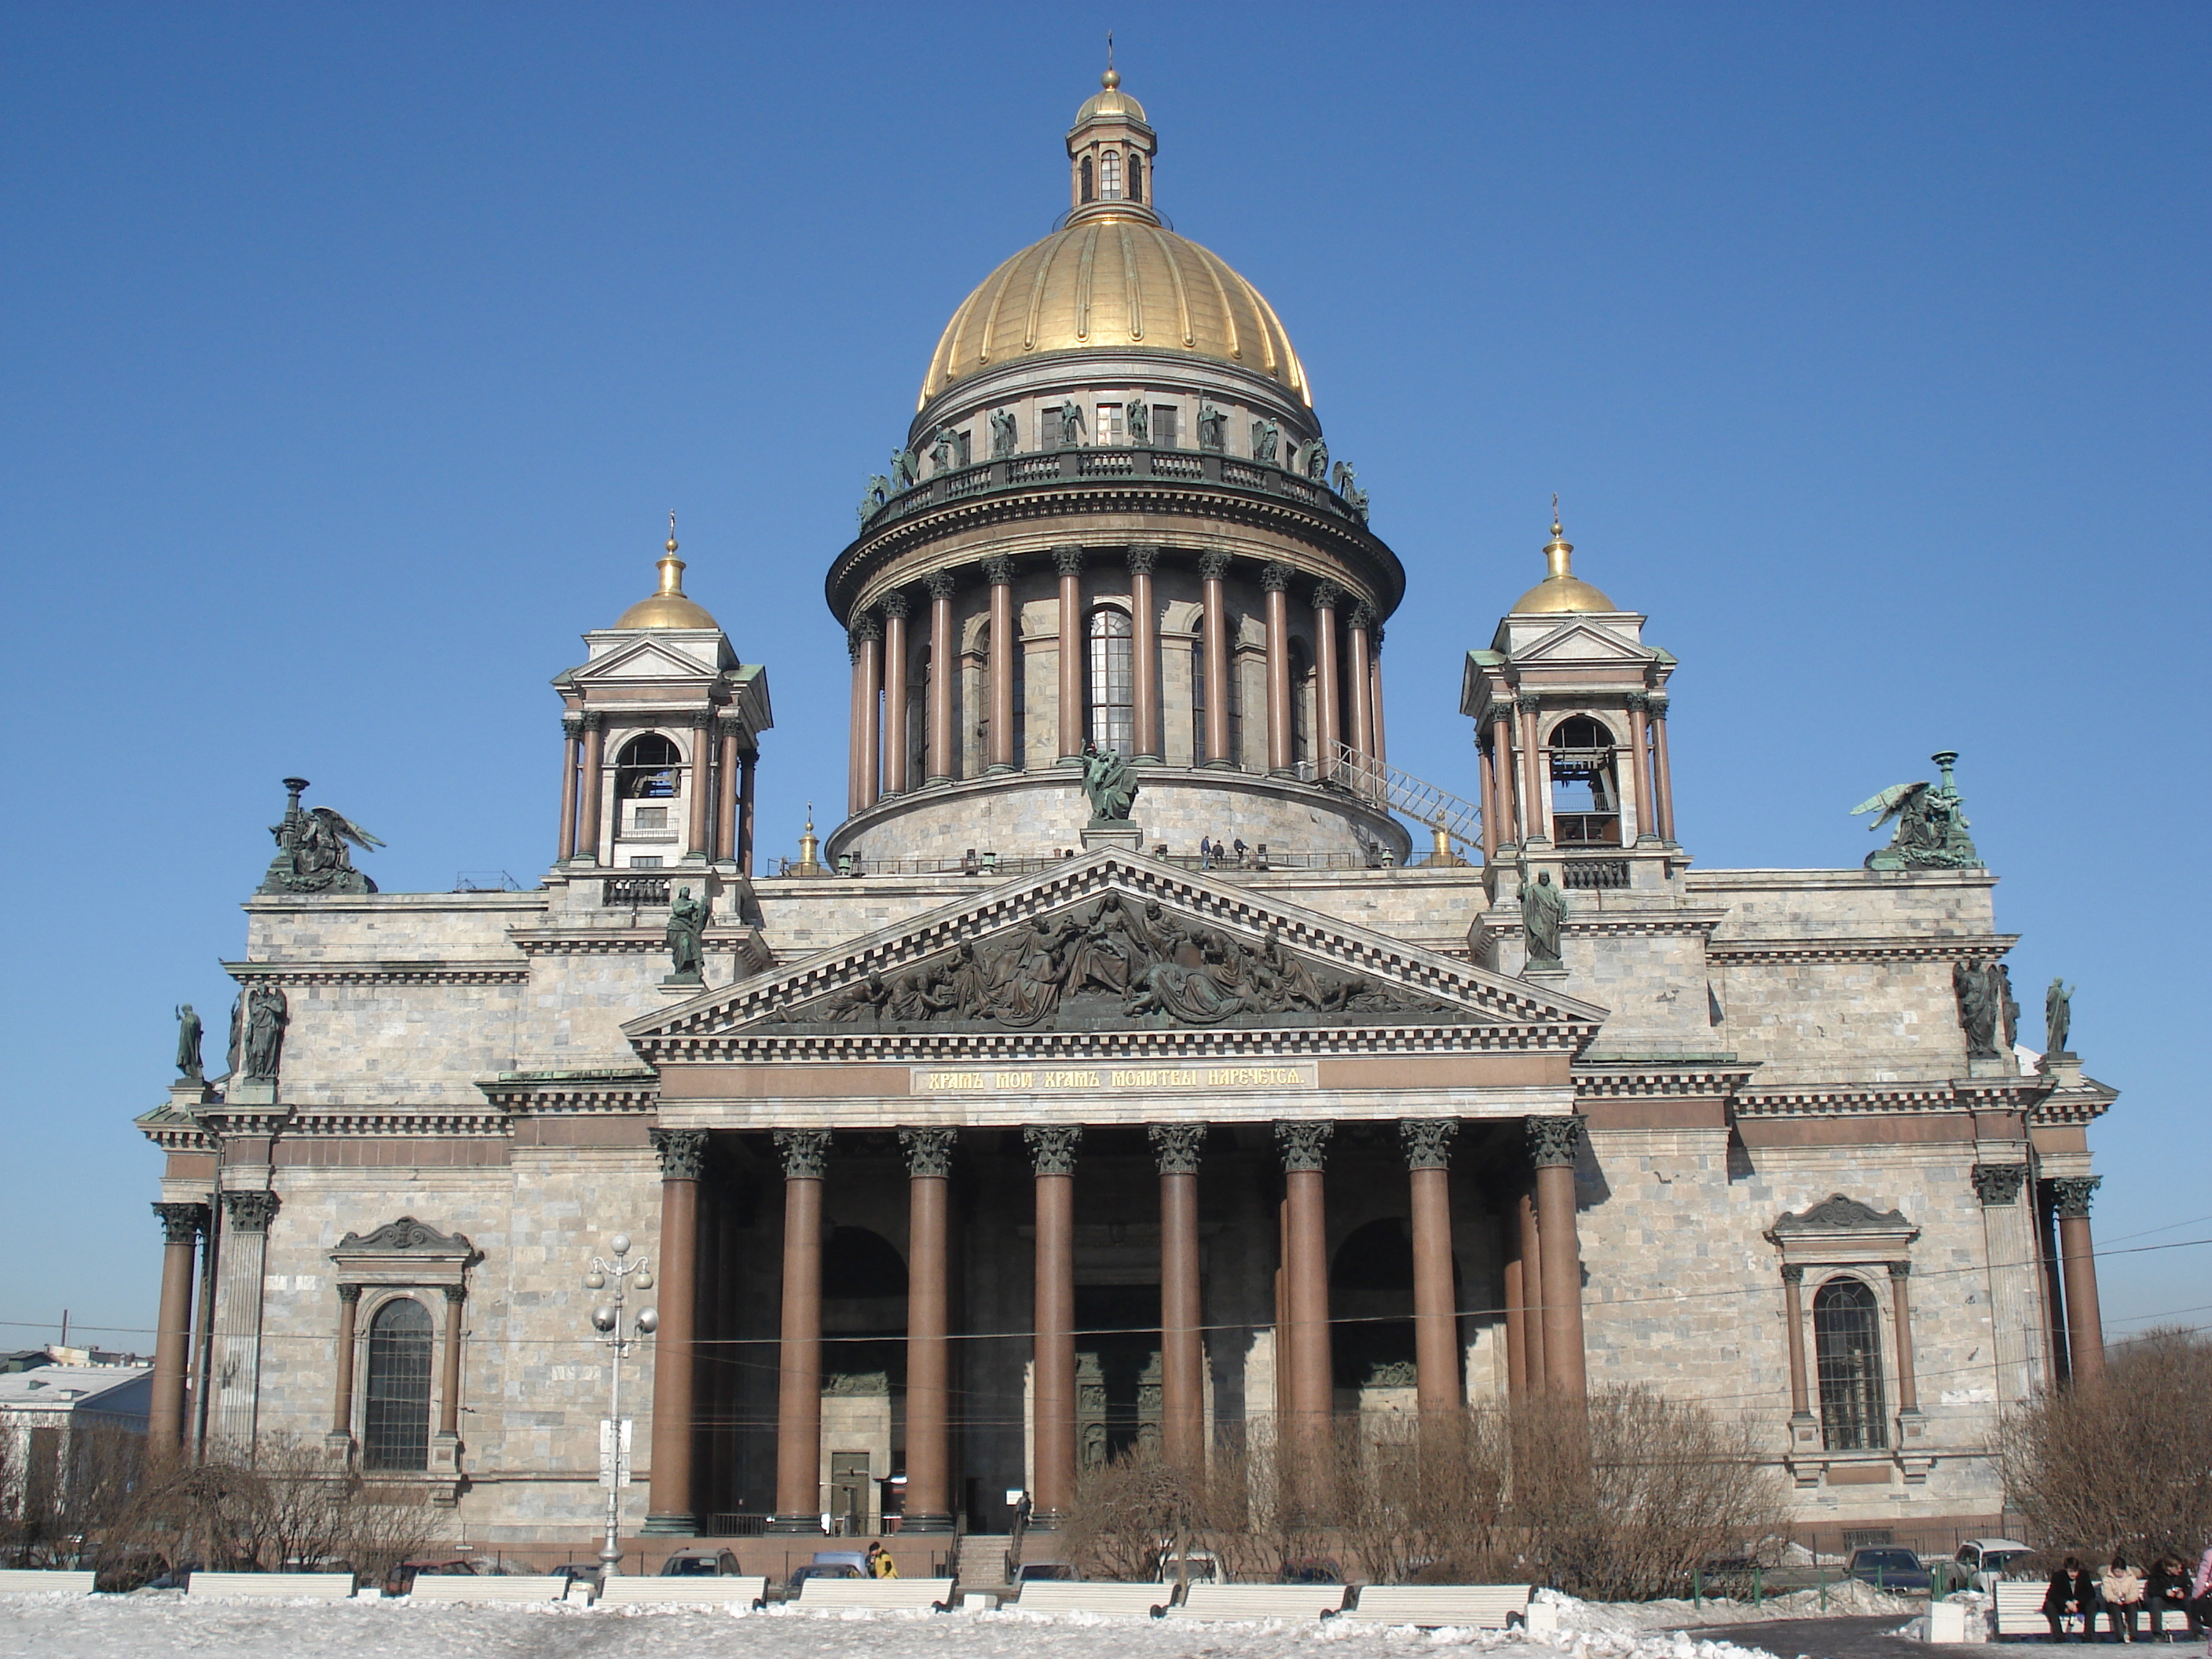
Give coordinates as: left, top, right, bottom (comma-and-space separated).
1511, 522, 1617, 613
614, 533, 720, 630
920, 214, 1310, 407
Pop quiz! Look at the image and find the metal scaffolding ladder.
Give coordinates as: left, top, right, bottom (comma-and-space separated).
1331, 743, 1483, 862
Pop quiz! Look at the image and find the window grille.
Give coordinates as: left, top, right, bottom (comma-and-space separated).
1079, 156, 1094, 203
1814, 1277, 1888, 1451
628, 855, 663, 869
1089, 610, 1133, 754
631, 806, 668, 830
363, 1297, 434, 1471
1101, 151, 1122, 200
1191, 628, 1207, 763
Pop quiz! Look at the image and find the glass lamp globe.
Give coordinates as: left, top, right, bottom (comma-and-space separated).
633, 1269, 654, 1291
610, 1234, 632, 1256
584, 1270, 606, 1290
591, 1305, 617, 1332
635, 1307, 659, 1334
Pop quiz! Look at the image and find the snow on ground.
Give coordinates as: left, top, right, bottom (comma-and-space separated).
0, 1592, 1800, 1659
1542, 1580, 1923, 1632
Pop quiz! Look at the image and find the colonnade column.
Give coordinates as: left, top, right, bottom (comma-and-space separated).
685, 713, 712, 859
881, 590, 911, 794
1198, 551, 1233, 766
1528, 1118, 1588, 1397
1128, 547, 1162, 762
1312, 583, 1342, 778
899, 1128, 956, 1531
577, 712, 606, 865
1624, 693, 1655, 844
1515, 1186, 1545, 1390
1150, 1126, 1206, 1467
1262, 564, 1295, 775
1518, 694, 1550, 847
329, 1284, 360, 1449
557, 716, 581, 863
437, 1286, 466, 1442
1055, 549, 1085, 763
149, 1203, 205, 1458
2054, 1177, 2107, 1383
1478, 742, 1500, 864
925, 573, 956, 784
714, 717, 742, 864
737, 752, 757, 876
643, 1128, 706, 1533
983, 559, 1016, 773
1025, 1126, 1082, 1526
1401, 1120, 1459, 1418
1276, 1122, 1335, 1470
1369, 625, 1388, 769
858, 613, 884, 809
1492, 705, 1520, 850
845, 626, 869, 816
1346, 603, 1377, 769
1650, 694, 1676, 844
770, 1129, 830, 1529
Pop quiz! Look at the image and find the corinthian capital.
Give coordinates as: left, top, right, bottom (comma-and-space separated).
1526, 1115, 1585, 1169
650, 1127, 709, 1182
773, 1128, 832, 1181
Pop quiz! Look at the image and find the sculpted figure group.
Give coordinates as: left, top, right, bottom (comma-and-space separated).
782, 892, 1452, 1031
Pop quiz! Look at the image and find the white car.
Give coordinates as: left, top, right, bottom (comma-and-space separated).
1955, 1538, 2034, 1593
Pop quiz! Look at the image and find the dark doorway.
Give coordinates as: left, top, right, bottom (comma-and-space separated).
1330, 1218, 1418, 1390
1075, 1284, 1161, 1466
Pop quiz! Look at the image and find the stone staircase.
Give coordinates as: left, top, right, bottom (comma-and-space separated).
953, 1533, 1014, 1589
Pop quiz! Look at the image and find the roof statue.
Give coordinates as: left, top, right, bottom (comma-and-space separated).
1851, 749, 1983, 870
1080, 738, 1138, 823
258, 777, 383, 895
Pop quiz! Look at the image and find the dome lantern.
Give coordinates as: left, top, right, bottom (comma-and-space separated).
1509, 499, 1618, 614
614, 511, 721, 631
1067, 65, 1158, 226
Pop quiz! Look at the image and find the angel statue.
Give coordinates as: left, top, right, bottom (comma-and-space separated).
989, 407, 1018, 458
1849, 751, 1982, 871
1079, 739, 1139, 823
259, 778, 385, 895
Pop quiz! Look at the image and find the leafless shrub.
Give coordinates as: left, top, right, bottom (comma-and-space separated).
1999, 1325, 2212, 1564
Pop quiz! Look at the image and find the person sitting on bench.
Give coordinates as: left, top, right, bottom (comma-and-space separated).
2100, 1555, 2146, 1643
2045, 1558, 2099, 1641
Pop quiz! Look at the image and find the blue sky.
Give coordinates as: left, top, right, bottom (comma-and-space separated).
2, 4, 2205, 1350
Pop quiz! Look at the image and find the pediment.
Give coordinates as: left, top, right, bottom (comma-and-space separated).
1512, 619, 1653, 665
628, 851, 1605, 1054
574, 635, 720, 683
1768, 1193, 1914, 1236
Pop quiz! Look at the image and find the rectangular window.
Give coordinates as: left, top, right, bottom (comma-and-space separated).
1152, 405, 1180, 449
632, 806, 668, 830
1094, 403, 1125, 445
628, 855, 663, 870
955, 428, 972, 467
1101, 151, 1122, 200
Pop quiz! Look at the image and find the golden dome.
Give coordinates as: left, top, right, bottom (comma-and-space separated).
614, 520, 720, 630
1511, 514, 1617, 613
920, 217, 1310, 407
1075, 68, 1147, 126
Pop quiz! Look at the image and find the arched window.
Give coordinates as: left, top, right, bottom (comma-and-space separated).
1813, 1278, 1888, 1451
1548, 715, 1621, 847
1330, 1217, 1421, 1390
1079, 156, 1095, 203
1190, 625, 1208, 764
1287, 639, 1313, 768
1101, 150, 1122, 200
1128, 154, 1144, 203
362, 1297, 434, 1471
1088, 609, 1133, 754
616, 732, 682, 799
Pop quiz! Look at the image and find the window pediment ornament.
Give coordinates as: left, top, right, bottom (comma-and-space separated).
329, 1215, 479, 1289
1766, 1192, 1918, 1267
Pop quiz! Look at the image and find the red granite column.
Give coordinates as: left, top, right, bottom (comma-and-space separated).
1625, 694, 1654, 843
1492, 706, 1520, 848
1369, 624, 1389, 769
857, 612, 884, 808
684, 714, 712, 860
1888, 1262, 1920, 1415
149, 1203, 204, 1457
771, 1130, 830, 1529
1128, 547, 1161, 762
557, 718, 581, 863
1026, 1126, 1081, 1525
1346, 603, 1376, 768
1478, 743, 1499, 864
329, 1283, 359, 1446
1529, 1119, 1588, 1398
983, 559, 1016, 772
645, 1129, 707, 1533
1198, 551, 1233, 766
1781, 1265, 1811, 1419
1312, 583, 1342, 779
2055, 1177, 2107, 1383
1276, 1122, 1335, 1470
577, 712, 606, 865
1401, 1121, 1459, 1418
737, 753, 757, 877
1650, 695, 1676, 844
899, 1128, 955, 1530
925, 573, 957, 784
1517, 1185, 1546, 1388
1150, 1126, 1207, 1467
1055, 549, 1085, 762
714, 720, 741, 864
881, 590, 911, 794
1519, 696, 1551, 847
845, 626, 867, 816
1262, 564, 1294, 775
1500, 1210, 1527, 1398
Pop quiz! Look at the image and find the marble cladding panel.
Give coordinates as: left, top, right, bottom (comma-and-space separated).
1692, 871, 1999, 940
1714, 957, 1968, 1084
274, 982, 528, 1108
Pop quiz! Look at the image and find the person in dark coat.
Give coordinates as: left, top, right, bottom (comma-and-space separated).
2144, 1556, 2192, 1636
2045, 1557, 2099, 1641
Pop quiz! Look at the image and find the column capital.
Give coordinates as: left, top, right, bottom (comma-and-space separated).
1526, 1115, 1584, 1169
222, 1189, 280, 1235
579, 709, 607, 732
1053, 546, 1086, 577
1258, 561, 1293, 592
1148, 1123, 1205, 1176
1971, 1163, 2030, 1207
1348, 601, 1377, 633
1886, 1260, 1912, 1280
153, 1201, 207, 1245
650, 1126, 710, 1181
1369, 623, 1384, 654
773, 1128, 832, 1181
855, 609, 883, 640
1196, 550, 1232, 582
562, 713, 584, 738
1646, 693, 1670, 720
981, 555, 1016, 586
899, 1126, 957, 1179
1310, 580, 1342, 612
1024, 1125, 1082, 1177
2052, 1174, 2101, 1219
1492, 700, 1515, 727
1399, 1118, 1457, 1171
1516, 690, 1544, 713
1779, 1262, 1804, 1284
442, 1284, 468, 1305
878, 588, 911, 619
337, 1281, 363, 1304
1125, 544, 1159, 577
1275, 1119, 1333, 1173
1624, 690, 1651, 713
847, 627, 866, 664
716, 711, 747, 737
925, 569, 958, 602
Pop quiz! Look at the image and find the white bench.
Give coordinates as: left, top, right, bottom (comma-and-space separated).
1012, 1582, 1170, 1617
1985, 1582, 2193, 1639
188, 1572, 357, 1600
795, 1576, 954, 1612
1165, 1583, 1346, 1621
595, 1575, 765, 1608
1339, 1584, 1533, 1628
408, 1573, 574, 1603
0, 1569, 97, 1595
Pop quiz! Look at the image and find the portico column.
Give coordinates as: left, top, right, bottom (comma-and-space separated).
684, 714, 712, 859
1312, 583, 1342, 778
1516, 1185, 1545, 1388
925, 572, 957, 783
149, 1203, 205, 1458
577, 712, 606, 865
737, 752, 757, 876
1888, 1262, 1920, 1415
1529, 1118, 1588, 1398
881, 590, 912, 793
1519, 694, 1550, 847
1055, 548, 1085, 763
1026, 1126, 1082, 1526
1492, 706, 1520, 848
1199, 551, 1233, 766
438, 1286, 466, 1440
1128, 547, 1162, 762
857, 611, 884, 808
2054, 1177, 2107, 1383
1369, 624, 1388, 769
1261, 564, 1295, 775
714, 718, 742, 863
1780, 1265, 1812, 1424
329, 1284, 360, 1448
1650, 694, 1676, 844
1624, 693, 1655, 844
1276, 1122, 1335, 1467
1401, 1121, 1459, 1417
770, 1129, 830, 1529
1150, 1125, 1207, 1467
897, 1128, 956, 1531
1478, 743, 1498, 865
644, 1128, 707, 1533
557, 716, 581, 863
983, 559, 1016, 773
1346, 603, 1377, 768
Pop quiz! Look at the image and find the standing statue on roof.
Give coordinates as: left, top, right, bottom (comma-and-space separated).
2045, 977, 2075, 1057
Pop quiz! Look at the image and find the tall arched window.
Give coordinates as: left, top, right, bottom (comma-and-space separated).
616, 732, 682, 799
1190, 624, 1208, 763
363, 1297, 434, 1471
1101, 151, 1122, 200
1128, 154, 1144, 203
1548, 714, 1621, 847
1088, 609, 1133, 754
1813, 1278, 1887, 1451
1079, 156, 1095, 203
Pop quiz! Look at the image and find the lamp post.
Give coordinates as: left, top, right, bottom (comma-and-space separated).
584, 1233, 657, 1577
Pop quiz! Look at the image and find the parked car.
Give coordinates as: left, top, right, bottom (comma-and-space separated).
1280, 1558, 1345, 1585
787, 1553, 866, 1595
1844, 1546, 1932, 1593
1150, 1547, 1221, 1585
1015, 1560, 1077, 1584
661, 1547, 743, 1577
1954, 1539, 2034, 1593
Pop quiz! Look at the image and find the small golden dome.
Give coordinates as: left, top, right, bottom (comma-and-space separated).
1075, 68, 1147, 126
921, 219, 1309, 407
1510, 509, 1617, 614
614, 517, 720, 630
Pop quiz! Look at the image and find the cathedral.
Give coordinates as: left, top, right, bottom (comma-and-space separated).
138, 72, 2115, 1557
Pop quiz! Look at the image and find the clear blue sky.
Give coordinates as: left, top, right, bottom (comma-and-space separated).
2, 4, 2205, 1350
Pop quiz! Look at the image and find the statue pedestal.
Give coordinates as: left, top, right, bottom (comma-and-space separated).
1519, 963, 1569, 987
2038, 1051, 2082, 1083
225, 1078, 280, 1107
1079, 823, 1144, 854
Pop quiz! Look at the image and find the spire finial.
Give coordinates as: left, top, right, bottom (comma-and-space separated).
654, 511, 688, 598
1105, 31, 1115, 82
1542, 497, 1574, 581
666, 508, 678, 555
1551, 492, 1562, 539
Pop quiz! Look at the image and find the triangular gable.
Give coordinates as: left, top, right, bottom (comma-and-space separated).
628, 851, 1605, 1053
1511, 618, 1655, 666
573, 635, 721, 683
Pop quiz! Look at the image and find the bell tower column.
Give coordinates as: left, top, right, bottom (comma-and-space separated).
1262, 564, 1295, 775
557, 715, 581, 863
1649, 693, 1677, 844
1492, 705, 1519, 850
714, 716, 742, 864
684, 713, 712, 861
577, 712, 606, 866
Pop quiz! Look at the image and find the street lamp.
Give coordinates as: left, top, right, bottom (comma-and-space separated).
583, 1232, 656, 1577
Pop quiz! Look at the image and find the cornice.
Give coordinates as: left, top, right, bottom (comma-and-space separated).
284, 1110, 511, 1138
508, 928, 772, 972
223, 960, 530, 987
1705, 933, 2020, 965
1733, 1075, 2048, 1118
478, 1070, 661, 1115
1573, 1061, 1757, 1099
660, 1023, 1586, 1067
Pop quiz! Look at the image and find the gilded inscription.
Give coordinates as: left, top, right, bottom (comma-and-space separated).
916, 1064, 1312, 1093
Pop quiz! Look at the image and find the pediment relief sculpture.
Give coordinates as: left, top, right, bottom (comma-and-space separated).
1767, 1193, 1913, 1236
333, 1216, 478, 1259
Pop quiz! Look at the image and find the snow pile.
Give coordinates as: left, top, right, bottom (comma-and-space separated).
1540, 1578, 1918, 1632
